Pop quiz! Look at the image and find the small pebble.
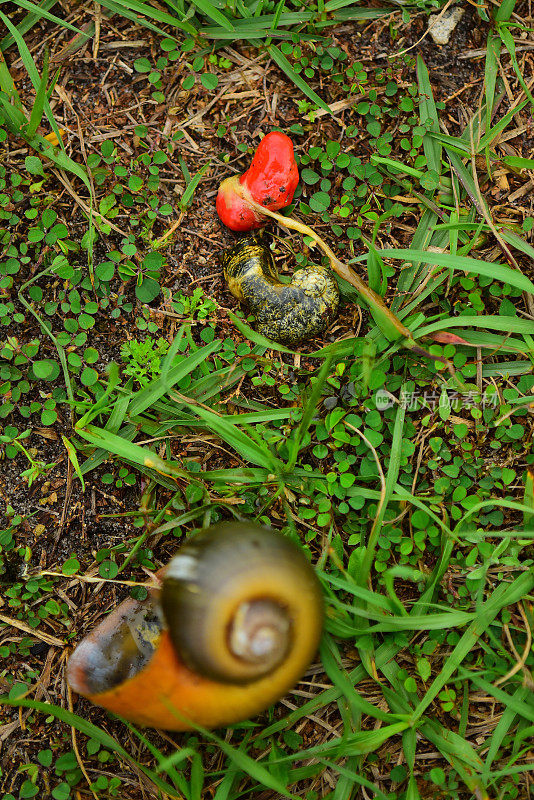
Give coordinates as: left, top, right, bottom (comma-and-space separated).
428, 7, 465, 45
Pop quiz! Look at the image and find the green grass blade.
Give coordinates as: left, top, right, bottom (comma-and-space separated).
427, 131, 472, 156
0, 0, 80, 39
402, 729, 420, 800
523, 470, 534, 529
503, 155, 534, 169
179, 162, 211, 210
378, 248, 534, 294
26, 48, 49, 138
412, 571, 534, 722
321, 637, 396, 723
328, 5, 392, 20
421, 720, 488, 796
0, 697, 182, 797
61, 435, 85, 492
176, 721, 299, 799
393, 210, 445, 310
444, 145, 493, 220
483, 686, 530, 778
497, 23, 534, 107
0, 11, 70, 166
159, 326, 186, 386
128, 340, 220, 417
0, 0, 58, 51
485, 32, 501, 130
325, 0, 384, 8
286, 353, 333, 469
359, 391, 405, 584
0, 91, 27, 129
189, 0, 235, 30
421, 719, 484, 771
98, 0, 197, 36
366, 243, 384, 295
467, 673, 534, 725
270, 0, 286, 31
228, 310, 295, 353
477, 99, 529, 151
417, 55, 441, 175
438, 329, 528, 354
79, 423, 136, 475
78, 424, 192, 480
494, 0, 516, 20
415, 315, 534, 338
37, 134, 92, 192
0, 50, 18, 100
184, 404, 282, 470
108, 0, 198, 26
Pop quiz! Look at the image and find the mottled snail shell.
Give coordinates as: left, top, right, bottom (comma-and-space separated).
161, 522, 323, 684
220, 234, 339, 345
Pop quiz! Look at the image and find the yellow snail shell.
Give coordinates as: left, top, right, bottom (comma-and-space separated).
67, 522, 323, 730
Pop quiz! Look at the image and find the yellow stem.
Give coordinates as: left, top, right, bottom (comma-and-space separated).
241, 190, 414, 343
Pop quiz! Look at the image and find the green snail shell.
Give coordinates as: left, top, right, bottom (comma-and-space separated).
220, 234, 339, 345
160, 522, 324, 685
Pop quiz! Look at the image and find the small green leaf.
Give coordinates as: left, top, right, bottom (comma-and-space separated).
301, 169, 321, 185
25, 155, 45, 176
33, 359, 60, 381
95, 261, 115, 281
52, 783, 70, 800
78, 313, 95, 330
81, 367, 98, 386
99, 560, 118, 579
309, 191, 331, 212
62, 556, 80, 576
128, 175, 144, 192
134, 57, 152, 73
416, 657, 431, 683
37, 749, 53, 767
136, 277, 161, 303
41, 408, 57, 426
201, 73, 218, 91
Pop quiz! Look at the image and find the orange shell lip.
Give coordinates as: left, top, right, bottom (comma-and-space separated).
67, 590, 320, 731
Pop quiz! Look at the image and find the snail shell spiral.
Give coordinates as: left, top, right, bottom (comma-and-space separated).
161, 522, 323, 684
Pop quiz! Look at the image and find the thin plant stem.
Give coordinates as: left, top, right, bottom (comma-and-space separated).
346, 423, 387, 586
246, 197, 414, 341
233, 185, 452, 366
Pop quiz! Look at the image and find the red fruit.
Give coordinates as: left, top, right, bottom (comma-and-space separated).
216, 132, 299, 231
241, 132, 299, 210
216, 175, 263, 231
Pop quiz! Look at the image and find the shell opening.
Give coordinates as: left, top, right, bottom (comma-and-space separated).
228, 599, 291, 671
67, 599, 164, 696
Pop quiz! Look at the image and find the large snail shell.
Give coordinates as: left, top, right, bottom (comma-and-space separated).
161, 522, 323, 684
66, 522, 323, 730
220, 234, 339, 345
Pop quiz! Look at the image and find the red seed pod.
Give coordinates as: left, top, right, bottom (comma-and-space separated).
216, 132, 299, 231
